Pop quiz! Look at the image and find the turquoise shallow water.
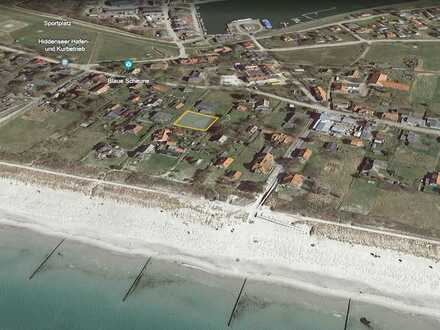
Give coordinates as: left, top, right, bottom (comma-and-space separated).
0, 225, 439, 330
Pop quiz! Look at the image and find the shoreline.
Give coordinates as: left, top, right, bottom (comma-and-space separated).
1, 218, 440, 320
1, 172, 440, 320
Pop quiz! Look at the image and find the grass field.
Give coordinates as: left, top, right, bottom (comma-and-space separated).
340, 178, 380, 215
259, 29, 357, 49
93, 33, 178, 63
388, 142, 438, 187
137, 153, 178, 176
0, 108, 81, 154
302, 136, 363, 198
272, 43, 366, 67
342, 177, 440, 237
369, 187, 440, 237
410, 74, 440, 112
0, 7, 178, 64
0, 19, 29, 32
174, 111, 219, 131
365, 43, 440, 71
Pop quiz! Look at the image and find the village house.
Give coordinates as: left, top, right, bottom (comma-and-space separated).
241, 41, 255, 49
282, 173, 305, 188
293, 148, 313, 161
214, 46, 232, 54
432, 172, 440, 186
91, 82, 110, 95
382, 110, 400, 122
224, 170, 242, 182
121, 124, 144, 135
367, 71, 388, 85
152, 128, 172, 143
255, 99, 270, 112
251, 152, 274, 174
150, 62, 169, 70
93, 142, 125, 160
368, 71, 410, 92
130, 94, 141, 103
311, 86, 327, 102
215, 157, 235, 169
351, 137, 364, 147
270, 132, 294, 145
359, 157, 388, 178
152, 84, 169, 93
353, 106, 375, 118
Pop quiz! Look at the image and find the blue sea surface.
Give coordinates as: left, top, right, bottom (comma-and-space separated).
0, 226, 439, 330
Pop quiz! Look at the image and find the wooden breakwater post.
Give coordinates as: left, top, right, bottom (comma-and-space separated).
343, 298, 352, 330
28, 239, 65, 280
227, 278, 247, 327
122, 257, 152, 302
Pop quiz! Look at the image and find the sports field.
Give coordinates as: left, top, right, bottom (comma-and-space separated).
174, 110, 219, 131
0, 7, 178, 64
0, 19, 29, 32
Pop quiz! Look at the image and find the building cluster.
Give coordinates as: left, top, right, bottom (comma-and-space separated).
312, 112, 372, 143
344, 6, 440, 39
280, 25, 349, 46
221, 62, 286, 87
0, 51, 73, 114
169, 6, 203, 40
85, 1, 167, 36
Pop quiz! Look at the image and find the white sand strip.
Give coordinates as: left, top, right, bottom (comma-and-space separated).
0, 177, 439, 319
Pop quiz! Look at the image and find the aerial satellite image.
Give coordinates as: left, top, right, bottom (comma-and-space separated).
0, 0, 440, 329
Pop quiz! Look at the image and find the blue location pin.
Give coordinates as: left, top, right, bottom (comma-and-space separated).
123, 59, 134, 71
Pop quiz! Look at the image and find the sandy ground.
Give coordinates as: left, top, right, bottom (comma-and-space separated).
0, 176, 439, 319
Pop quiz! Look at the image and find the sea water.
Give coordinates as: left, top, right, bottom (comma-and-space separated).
198, 0, 415, 34
0, 225, 439, 330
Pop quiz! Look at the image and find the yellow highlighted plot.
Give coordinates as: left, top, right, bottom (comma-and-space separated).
174, 110, 219, 132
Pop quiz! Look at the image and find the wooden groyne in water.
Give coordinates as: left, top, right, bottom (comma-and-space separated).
28, 239, 65, 280
122, 257, 152, 302
227, 278, 247, 327
343, 298, 352, 330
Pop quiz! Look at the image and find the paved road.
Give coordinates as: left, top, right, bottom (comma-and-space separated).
258, 210, 440, 246
261, 38, 440, 52
3, 42, 438, 138
0, 160, 187, 202
0, 99, 40, 126
162, 4, 188, 59
250, 89, 440, 136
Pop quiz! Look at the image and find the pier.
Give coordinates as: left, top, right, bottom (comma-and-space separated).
343, 298, 352, 330
122, 257, 152, 302
302, 7, 337, 21
227, 278, 247, 327
28, 239, 65, 280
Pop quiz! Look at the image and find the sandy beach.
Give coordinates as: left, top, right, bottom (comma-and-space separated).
0, 169, 439, 320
